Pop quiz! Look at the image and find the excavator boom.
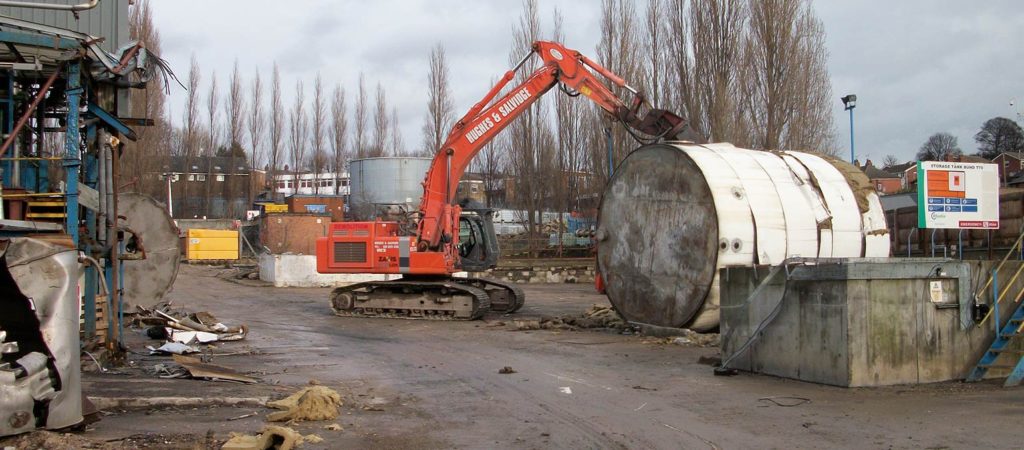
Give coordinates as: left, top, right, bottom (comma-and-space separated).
316, 40, 693, 321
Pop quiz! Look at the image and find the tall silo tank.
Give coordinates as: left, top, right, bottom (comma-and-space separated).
349, 157, 432, 219
595, 143, 889, 331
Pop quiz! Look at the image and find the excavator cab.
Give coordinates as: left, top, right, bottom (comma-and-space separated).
456, 203, 500, 272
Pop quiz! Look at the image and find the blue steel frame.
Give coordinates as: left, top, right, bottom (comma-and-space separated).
63, 62, 81, 246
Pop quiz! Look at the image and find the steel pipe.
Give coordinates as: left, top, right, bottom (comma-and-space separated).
0, 0, 99, 11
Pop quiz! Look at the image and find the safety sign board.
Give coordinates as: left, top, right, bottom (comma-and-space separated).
917, 161, 999, 229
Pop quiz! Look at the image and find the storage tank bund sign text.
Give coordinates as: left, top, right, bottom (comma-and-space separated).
917, 161, 999, 229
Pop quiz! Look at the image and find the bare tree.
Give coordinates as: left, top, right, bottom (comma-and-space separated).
590, 0, 645, 187
330, 84, 348, 194
421, 43, 454, 156
310, 73, 327, 194
268, 64, 285, 189
124, 0, 169, 199
917, 132, 963, 161
506, 0, 556, 256
289, 81, 307, 184
203, 71, 219, 217
353, 73, 368, 158
882, 154, 900, 170
665, 0, 698, 133
245, 66, 264, 201
371, 83, 390, 157
552, 10, 589, 255
643, 0, 668, 107
469, 78, 505, 208
181, 55, 202, 218
690, 0, 746, 143
743, 0, 835, 152
390, 107, 404, 155
226, 60, 246, 216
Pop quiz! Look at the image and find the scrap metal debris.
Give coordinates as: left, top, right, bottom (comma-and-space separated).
171, 354, 257, 384
135, 305, 249, 343
266, 385, 343, 422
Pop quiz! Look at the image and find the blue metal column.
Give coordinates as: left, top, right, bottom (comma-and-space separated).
82, 124, 98, 338
848, 107, 856, 164
63, 62, 81, 246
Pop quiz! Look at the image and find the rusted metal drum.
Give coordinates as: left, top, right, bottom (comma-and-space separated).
596, 143, 889, 331
120, 193, 181, 309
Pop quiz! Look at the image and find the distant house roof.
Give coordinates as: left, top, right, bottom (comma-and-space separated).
159, 156, 251, 174
886, 162, 916, 174
960, 155, 990, 163
880, 192, 917, 212
995, 152, 1023, 162
861, 164, 899, 180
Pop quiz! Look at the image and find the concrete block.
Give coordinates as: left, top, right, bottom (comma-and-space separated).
258, 253, 399, 287
720, 258, 1019, 387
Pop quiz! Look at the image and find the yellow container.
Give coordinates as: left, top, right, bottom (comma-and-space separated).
263, 203, 288, 214
186, 229, 239, 260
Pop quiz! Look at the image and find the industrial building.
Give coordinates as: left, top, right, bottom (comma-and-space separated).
0, 1, 1021, 448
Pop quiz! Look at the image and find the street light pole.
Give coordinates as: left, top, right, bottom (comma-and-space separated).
842, 94, 857, 164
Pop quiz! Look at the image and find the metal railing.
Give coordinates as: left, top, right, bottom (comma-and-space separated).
976, 227, 1024, 330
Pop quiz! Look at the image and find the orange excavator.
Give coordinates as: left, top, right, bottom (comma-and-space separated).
315, 41, 695, 320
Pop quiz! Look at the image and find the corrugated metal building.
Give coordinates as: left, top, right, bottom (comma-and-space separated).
0, 0, 130, 52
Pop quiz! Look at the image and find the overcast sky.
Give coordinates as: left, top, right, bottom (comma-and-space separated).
151, 0, 1024, 164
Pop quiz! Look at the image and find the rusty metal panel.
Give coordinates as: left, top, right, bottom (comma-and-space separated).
260, 214, 330, 255
0, 0, 130, 52
285, 195, 344, 222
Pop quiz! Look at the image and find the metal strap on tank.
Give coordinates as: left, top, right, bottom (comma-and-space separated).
398, 237, 410, 273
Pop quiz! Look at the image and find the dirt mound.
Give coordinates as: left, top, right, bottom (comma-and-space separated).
266, 385, 343, 422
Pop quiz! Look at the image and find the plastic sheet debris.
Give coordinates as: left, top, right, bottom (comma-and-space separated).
170, 330, 219, 345
147, 342, 200, 355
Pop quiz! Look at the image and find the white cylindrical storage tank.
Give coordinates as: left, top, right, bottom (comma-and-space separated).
595, 143, 889, 331
349, 157, 432, 219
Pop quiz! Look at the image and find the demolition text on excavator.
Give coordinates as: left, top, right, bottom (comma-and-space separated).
465, 88, 533, 144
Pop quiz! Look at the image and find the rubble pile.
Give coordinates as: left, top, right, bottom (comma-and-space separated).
640, 329, 721, 348
511, 304, 628, 331
135, 305, 248, 354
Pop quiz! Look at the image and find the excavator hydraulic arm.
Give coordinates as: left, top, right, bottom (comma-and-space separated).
416, 40, 696, 250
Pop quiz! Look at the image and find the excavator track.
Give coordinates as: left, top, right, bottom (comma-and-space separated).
457, 277, 525, 313
328, 277, 525, 320
330, 279, 491, 320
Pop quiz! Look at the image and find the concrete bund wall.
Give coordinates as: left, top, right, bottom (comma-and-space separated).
720, 258, 1024, 387
468, 265, 596, 284
260, 253, 594, 287
259, 253, 400, 288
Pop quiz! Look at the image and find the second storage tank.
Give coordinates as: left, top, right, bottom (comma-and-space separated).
348, 157, 432, 220
596, 143, 889, 331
